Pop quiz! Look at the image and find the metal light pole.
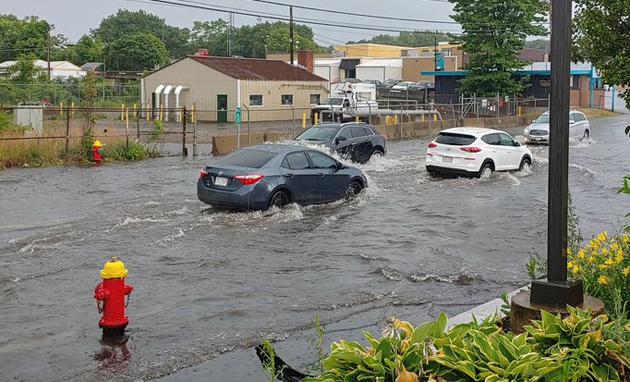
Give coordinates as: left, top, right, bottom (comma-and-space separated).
530, 0, 583, 307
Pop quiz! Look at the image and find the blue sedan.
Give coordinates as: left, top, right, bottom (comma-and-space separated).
197, 144, 368, 211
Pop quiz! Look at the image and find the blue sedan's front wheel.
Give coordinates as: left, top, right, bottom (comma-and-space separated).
269, 190, 290, 209
345, 180, 363, 199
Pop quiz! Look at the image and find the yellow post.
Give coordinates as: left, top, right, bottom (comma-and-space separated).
160, 106, 164, 121
121, 104, 125, 120
355, 116, 359, 123
71, 102, 75, 116
133, 103, 137, 118
302, 112, 307, 129
433, 114, 438, 122
518, 106, 523, 117
146, 106, 151, 121
314, 113, 319, 125
192, 104, 196, 124
60, 102, 63, 116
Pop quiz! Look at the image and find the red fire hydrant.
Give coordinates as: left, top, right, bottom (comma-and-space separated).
94, 257, 133, 338
93, 140, 103, 164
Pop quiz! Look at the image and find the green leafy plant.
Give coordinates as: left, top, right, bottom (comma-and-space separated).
298, 309, 630, 382
306, 314, 326, 374
525, 307, 630, 381
151, 119, 165, 142
569, 232, 630, 319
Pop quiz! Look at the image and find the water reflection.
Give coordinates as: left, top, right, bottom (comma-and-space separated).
93, 335, 132, 373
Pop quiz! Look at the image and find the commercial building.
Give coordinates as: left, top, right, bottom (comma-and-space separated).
142, 55, 328, 122
423, 62, 605, 108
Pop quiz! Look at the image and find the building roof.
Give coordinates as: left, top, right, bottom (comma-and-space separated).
81, 62, 104, 72
421, 62, 598, 78
356, 58, 403, 68
188, 56, 326, 81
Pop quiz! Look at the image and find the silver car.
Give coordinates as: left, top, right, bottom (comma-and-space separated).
524, 111, 591, 144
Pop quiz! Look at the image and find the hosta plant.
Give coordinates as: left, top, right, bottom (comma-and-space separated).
300, 308, 629, 382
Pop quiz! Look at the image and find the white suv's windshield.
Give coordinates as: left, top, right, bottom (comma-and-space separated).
296, 126, 339, 141
322, 98, 343, 106
535, 114, 550, 123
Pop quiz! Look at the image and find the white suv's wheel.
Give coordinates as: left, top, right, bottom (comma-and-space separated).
478, 163, 493, 179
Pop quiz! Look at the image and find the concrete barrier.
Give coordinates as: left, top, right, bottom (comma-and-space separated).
211, 131, 293, 156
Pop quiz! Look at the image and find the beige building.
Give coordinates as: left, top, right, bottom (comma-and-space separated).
333, 43, 412, 58
142, 55, 328, 122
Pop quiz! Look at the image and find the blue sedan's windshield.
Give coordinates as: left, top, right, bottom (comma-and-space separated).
296, 127, 339, 141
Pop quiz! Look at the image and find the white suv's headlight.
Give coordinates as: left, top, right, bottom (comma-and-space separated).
524, 129, 529, 135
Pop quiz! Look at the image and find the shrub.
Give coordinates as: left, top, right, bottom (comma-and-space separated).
298, 308, 630, 382
569, 232, 630, 318
101, 140, 158, 161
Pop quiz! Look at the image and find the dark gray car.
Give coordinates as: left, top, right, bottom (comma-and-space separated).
295, 123, 386, 164
197, 144, 368, 211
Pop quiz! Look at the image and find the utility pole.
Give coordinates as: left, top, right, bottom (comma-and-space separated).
530, 0, 583, 306
47, 25, 51, 81
289, 6, 294, 65
433, 34, 437, 72
227, 12, 233, 56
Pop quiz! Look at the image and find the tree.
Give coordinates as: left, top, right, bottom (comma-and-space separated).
190, 20, 229, 56
0, 15, 65, 62
93, 10, 191, 58
104, 33, 170, 71
350, 31, 451, 48
54, 35, 104, 65
573, 0, 630, 109
449, 0, 548, 96
7, 53, 44, 83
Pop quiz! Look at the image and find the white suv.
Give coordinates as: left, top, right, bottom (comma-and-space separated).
426, 128, 533, 178
524, 111, 591, 143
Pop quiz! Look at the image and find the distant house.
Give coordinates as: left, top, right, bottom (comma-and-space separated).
0, 60, 86, 79
80, 62, 104, 73
422, 62, 605, 108
142, 55, 328, 122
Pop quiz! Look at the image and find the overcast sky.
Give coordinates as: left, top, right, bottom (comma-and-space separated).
3, 0, 458, 45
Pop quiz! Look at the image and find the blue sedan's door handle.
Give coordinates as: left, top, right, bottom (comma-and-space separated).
284, 173, 294, 178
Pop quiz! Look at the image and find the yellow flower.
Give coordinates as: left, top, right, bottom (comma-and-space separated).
578, 250, 586, 259
598, 275, 609, 285
567, 247, 574, 256
568, 261, 575, 270
623, 267, 630, 277
597, 231, 608, 243
587, 256, 595, 264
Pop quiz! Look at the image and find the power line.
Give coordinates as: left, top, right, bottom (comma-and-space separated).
243, 0, 459, 24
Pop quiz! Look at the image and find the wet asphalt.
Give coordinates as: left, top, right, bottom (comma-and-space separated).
0, 115, 629, 381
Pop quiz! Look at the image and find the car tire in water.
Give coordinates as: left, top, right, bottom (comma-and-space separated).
370, 147, 385, 160
345, 180, 363, 199
582, 129, 590, 140
268, 190, 290, 209
519, 156, 532, 172
478, 162, 494, 179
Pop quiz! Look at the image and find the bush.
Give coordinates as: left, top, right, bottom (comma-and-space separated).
569, 232, 630, 318
101, 140, 158, 161
296, 308, 630, 382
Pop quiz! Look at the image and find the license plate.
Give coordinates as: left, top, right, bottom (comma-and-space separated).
214, 177, 228, 186
534, 137, 542, 141
442, 156, 453, 163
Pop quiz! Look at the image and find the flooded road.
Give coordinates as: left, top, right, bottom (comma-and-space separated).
1, 115, 629, 381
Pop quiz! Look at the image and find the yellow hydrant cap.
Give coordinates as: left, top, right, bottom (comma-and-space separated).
100, 257, 128, 279
93, 140, 102, 148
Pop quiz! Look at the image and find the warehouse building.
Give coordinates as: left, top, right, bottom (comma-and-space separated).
142, 55, 328, 122
423, 62, 605, 108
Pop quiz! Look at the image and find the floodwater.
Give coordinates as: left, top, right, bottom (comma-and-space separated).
1, 116, 629, 381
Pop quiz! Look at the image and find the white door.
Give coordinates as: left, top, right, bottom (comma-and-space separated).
497, 133, 522, 170
482, 133, 510, 170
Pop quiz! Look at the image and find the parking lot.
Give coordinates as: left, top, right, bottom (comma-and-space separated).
0, 115, 629, 381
